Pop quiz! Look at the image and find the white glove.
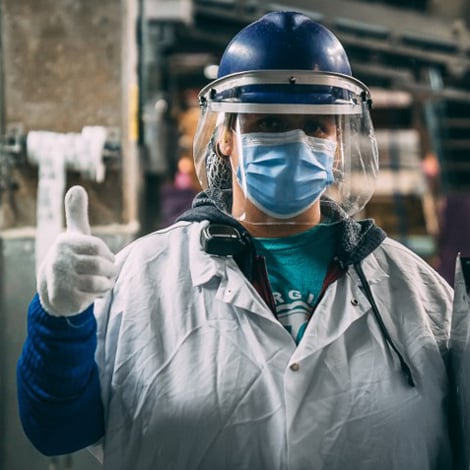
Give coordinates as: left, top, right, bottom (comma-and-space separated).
37, 185, 117, 317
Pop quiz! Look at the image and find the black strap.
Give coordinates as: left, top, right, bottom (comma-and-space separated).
354, 262, 416, 387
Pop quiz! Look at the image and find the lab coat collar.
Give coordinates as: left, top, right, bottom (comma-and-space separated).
188, 220, 226, 287
292, 252, 390, 360
188, 221, 279, 322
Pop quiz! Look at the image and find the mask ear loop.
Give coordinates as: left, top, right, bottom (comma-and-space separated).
205, 113, 235, 195
228, 116, 251, 223
333, 115, 345, 183
215, 113, 236, 158
215, 141, 230, 158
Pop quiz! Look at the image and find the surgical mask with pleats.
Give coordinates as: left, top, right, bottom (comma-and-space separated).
236, 129, 336, 219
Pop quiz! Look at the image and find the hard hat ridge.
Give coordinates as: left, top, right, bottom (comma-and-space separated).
217, 11, 352, 78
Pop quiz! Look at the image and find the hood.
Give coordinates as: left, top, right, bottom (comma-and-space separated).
177, 191, 386, 266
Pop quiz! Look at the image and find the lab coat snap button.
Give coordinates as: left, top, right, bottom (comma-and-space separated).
351, 298, 359, 306
290, 362, 300, 371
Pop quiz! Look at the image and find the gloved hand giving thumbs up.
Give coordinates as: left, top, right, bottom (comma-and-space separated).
37, 185, 117, 317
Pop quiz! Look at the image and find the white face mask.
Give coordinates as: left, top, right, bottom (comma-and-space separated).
236, 129, 336, 219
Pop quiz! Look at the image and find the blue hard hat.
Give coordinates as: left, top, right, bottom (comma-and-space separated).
216, 11, 352, 104
218, 11, 351, 77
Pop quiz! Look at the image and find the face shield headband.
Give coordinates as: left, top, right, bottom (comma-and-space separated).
193, 70, 379, 224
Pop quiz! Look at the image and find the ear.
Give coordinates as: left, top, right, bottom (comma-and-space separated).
216, 127, 233, 157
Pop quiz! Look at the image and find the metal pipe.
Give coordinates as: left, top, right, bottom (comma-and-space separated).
0, 0, 15, 231
0, 0, 4, 137
0, 2, 6, 468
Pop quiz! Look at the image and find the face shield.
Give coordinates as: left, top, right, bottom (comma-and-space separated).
194, 70, 378, 226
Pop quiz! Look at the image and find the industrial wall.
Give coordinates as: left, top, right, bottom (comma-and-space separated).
1, 0, 124, 229
0, 0, 136, 468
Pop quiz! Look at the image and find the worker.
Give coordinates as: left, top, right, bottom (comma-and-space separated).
17, 11, 457, 469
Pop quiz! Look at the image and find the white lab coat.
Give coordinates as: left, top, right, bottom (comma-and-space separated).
94, 219, 454, 469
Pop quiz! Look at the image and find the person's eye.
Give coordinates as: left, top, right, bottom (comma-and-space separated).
304, 118, 335, 137
257, 116, 287, 132
304, 120, 324, 136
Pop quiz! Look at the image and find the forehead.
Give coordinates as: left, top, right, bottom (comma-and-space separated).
238, 113, 336, 123
238, 114, 336, 130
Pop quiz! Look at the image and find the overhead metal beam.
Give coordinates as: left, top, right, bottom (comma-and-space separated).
192, 0, 470, 76
269, 0, 470, 51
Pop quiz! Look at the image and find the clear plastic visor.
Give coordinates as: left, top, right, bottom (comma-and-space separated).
194, 71, 379, 227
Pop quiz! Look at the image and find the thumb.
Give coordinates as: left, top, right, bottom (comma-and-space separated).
65, 185, 91, 235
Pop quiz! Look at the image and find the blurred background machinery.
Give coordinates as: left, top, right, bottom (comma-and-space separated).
0, 0, 469, 468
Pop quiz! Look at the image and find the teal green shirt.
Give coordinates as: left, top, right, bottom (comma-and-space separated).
253, 223, 337, 344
